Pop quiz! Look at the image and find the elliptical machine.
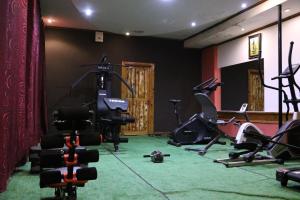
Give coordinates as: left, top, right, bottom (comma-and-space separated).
215, 42, 300, 167
72, 56, 135, 151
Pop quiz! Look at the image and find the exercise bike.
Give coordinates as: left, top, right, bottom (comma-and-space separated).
72, 55, 135, 151
168, 78, 239, 155
168, 78, 223, 147
215, 41, 300, 167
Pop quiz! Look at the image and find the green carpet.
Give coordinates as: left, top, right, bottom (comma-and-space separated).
1, 136, 300, 200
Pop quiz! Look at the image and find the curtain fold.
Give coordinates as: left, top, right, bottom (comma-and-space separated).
0, 0, 47, 192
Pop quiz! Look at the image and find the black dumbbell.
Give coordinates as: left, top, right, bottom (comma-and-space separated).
143, 150, 170, 163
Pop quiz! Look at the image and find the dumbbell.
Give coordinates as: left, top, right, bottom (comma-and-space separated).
143, 150, 170, 163
40, 167, 97, 188
40, 149, 99, 168
41, 133, 101, 149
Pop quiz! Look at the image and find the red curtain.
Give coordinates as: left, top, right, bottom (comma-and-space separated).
0, 0, 47, 192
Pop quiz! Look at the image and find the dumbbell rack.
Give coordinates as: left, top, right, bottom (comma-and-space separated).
60, 129, 83, 198
39, 107, 100, 200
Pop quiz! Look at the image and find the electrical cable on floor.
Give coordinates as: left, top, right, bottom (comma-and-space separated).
103, 145, 171, 200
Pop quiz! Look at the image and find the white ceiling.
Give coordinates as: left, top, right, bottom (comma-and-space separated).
185, 0, 300, 48
41, 0, 260, 39
41, 0, 300, 48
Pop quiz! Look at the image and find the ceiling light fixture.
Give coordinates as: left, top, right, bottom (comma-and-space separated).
284, 8, 291, 12
125, 32, 130, 36
84, 8, 93, 16
191, 22, 196, 27
241, 3, 247, 9
47, 18, 54, 24
241, 28, 245, 31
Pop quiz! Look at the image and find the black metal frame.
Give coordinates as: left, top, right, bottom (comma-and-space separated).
72, 55, 135, 151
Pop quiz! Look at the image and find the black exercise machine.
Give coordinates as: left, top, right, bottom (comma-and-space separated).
168, 78, 224, 147
39, 107, 100, 199
72, 55, 135, 151
215, 41, 300, 167
275, 42, 300, 187
276, 167, 300, 187
168, 78, 239, 155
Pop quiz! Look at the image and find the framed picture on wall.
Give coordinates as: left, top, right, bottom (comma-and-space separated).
248, 33, 262, 59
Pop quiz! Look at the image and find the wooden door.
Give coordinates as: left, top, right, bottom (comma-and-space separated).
121, 62, 154, 135
248, 69, 264, 111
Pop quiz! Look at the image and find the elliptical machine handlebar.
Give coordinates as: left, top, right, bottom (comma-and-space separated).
257, 50, 291, 120
271, 64, 300, 81
258, 41, 300, 118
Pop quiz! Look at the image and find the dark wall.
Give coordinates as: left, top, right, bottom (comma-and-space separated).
221, 60, 263, 110
45, 28, 202, 132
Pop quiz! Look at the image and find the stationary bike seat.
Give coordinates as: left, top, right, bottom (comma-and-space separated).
169, 99, 181, 104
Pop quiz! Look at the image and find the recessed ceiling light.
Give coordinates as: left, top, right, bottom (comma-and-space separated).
284, 8, 291, 12
84, 8, 93, 16
47, 18, 54, 24
125, 32, 130, 36
191, 22, 196, 27
241, 28, 245, 31
241, 3, 247, 9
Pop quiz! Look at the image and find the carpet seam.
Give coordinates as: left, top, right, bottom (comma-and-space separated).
104, 146, 171, 200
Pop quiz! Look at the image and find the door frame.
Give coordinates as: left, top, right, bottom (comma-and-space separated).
121, 61, 155, 134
